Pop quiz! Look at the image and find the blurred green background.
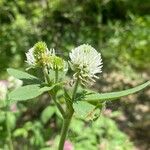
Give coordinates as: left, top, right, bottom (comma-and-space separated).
0, 0, 150, 150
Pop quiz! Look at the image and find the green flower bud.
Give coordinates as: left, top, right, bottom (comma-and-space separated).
51, 56, 65, 70
33, 41, 48, 60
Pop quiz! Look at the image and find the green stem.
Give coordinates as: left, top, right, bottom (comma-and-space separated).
58, 76, 80, 150
55, 68, 58, 83
72, 76, 80, 101
43, 67, 51, 84
43, 67, 65, 117
52, 94, 65, 118
58, 116, 73, 150
6, 112, 14, 150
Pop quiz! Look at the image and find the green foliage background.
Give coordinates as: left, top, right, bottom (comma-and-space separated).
1, 0, 149, 75
0, 0, 149, 149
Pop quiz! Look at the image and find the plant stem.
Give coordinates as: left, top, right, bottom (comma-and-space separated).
6, 112, 14, 150
72, 76, 80, 101
58, 76, 80, 150
43, 67, 65, 117
52, 94, 65, 118
43, 67, 51, 84
58, 116, 73, 150
55, 68, 58, 83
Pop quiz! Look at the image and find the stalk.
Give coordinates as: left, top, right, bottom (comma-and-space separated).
58, 76, 79, 150
72, 76, 80, 101
58, 116, 72, 150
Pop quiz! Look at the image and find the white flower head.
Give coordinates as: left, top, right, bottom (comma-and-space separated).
69, 44, 103, 82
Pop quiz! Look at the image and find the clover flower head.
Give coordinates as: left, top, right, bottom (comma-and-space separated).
69, 44, 103, 82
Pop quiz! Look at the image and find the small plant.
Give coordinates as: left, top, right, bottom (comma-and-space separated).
7, 42, 149, 150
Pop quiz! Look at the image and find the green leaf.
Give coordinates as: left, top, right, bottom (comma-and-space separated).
39, 82, 62, 93
7, 68, 37, 80
7, 68, 41, 84
13, 128, 28, 138
8, 84, 57, 102
41, 106, 55, 124
85, 81, 150, 102
73, 101, 99, 120
9, 84, 42, 101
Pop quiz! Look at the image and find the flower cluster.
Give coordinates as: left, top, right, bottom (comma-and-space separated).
26, 42, 103, 84
26, 42, 65, 70
69, 44, 103, 82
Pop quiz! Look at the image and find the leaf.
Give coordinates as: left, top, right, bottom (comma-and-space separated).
8, 84, 57, 102
7, 68, 41, 84
7, 68, 37, 80
85, 81, 150, 102
13, 128, 28, 138
41, 106, 55, 124
73, 101, 99, 120
8, 84, 42, 101
39, 85, 56, 93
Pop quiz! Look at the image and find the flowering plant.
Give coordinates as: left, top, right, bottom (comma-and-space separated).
7, 42, 149, 150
